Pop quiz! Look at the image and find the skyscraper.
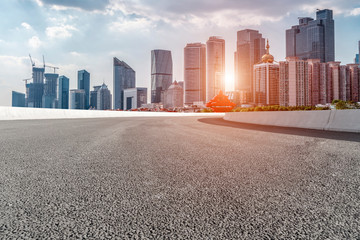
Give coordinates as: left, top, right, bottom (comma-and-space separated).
12, 91, 25, 107
58, 75, 69, 109
253, 41, 279, 106
43, 73, 58, 108
70, 89, 85, 109
27, 67, 44, 108
286, 9, 334, 63
97, 83, 112, 110
151, 49, 173, 103
355, 40, 360, 64
78, 70, 90, 109
234, 29, 265, 103
90, 85, 101, 109
184, 43, 206, 105
113, 57, 136, 110
206, 36, 225, 102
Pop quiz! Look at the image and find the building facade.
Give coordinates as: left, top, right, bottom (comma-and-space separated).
184, 43, 206, 105
253, 41, 279, 106
123, 88, 148, 110
12, 91, 25, 107
97, 83, 112, 110
206, 36, 225, 102
163, 81, 184, 109
286, 9, 334, 63
70, 89, 85, 109
151, 49, 173, 103
58, 75, 69, 109
26, 67, 44, 108
113, 57, 136, 110
234, 29, 266, 103
90, 85, 101, 109
43, 73, 58, 108
77, 70, 90, 109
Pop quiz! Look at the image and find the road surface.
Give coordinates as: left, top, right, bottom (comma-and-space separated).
1, 117, 359, 239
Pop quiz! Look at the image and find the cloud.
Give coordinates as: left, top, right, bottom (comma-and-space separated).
46, 25, 78, 39
28, 36, 42, 48
21, 22, 33, 30
109, 17, 153, 33
38, 0, 110, 11
349, 8, 360, 16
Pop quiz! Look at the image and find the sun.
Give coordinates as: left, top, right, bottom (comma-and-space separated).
225, 72, 234, 91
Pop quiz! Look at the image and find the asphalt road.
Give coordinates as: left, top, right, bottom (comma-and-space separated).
0, 117, 359, 239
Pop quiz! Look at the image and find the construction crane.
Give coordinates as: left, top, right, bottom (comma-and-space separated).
45, 65, 59, 73
29, 54, 35, 67
43, 55, 59, 73
22, 78, 32, 85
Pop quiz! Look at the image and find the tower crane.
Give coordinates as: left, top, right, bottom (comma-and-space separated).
29, 54, 35, 67
43, 55, 59, 73
22, 78, 32, 85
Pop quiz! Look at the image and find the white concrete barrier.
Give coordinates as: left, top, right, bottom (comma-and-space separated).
224, 110, 360, 133
0, 106, 224, 121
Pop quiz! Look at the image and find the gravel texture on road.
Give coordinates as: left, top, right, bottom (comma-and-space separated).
0, 117, 359, 239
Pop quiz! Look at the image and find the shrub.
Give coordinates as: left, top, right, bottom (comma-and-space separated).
336, 100, 348, 110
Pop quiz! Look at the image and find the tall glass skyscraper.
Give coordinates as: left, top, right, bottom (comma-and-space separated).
78, 70, 90, 109
43, 73, 58, 108
286, 9, 334, 63
234, 29, 265, 103
184, 43, 206, 105
58, 75, 69, 109
113, 57, 136, 110
206, 36, 225, 102
151, 49, 173, 103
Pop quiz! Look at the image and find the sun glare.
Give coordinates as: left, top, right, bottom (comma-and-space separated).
225, 72, 234, 90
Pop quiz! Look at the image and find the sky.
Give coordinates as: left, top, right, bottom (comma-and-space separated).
0, 0, 359, 106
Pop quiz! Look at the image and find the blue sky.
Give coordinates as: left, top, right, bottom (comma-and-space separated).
0, 0, 359, 106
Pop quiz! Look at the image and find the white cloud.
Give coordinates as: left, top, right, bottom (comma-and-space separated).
21, 22, 32, 30
28, 36, 42, 49
46, 25, 78, 39
109, 17, 153, 32
70, 51, 82, 56
349, 8, 360, 16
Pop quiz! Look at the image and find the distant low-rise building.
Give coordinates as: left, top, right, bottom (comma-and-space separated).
123, 88, 148, 110
12, 91, 25, 107
163, 81, 184, 109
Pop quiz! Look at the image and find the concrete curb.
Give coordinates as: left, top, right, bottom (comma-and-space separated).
224, 110, 360, 133
0, 106, 225, 120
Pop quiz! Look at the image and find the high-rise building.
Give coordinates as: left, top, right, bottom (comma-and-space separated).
163, 81, 184, 109
234, 29, 265, 103
347, 64, 359, 102
97, 83, 112, 110
70, 89, 85, 109
253, 41, 279, 106
151, 49, 173, 103
113, 57, 136, 110
355, 40, 360, 64
77, 70, 90, 109
27, 67, 44, 108
12, 91, 25, 107
206, 36, 225, 102
123, 88, 148, 110
90, 85, 101, 109
184, 43, 206, 105
43, 73, 58, 108
286, 9, 334, 63
58, 76, 69, 109
279, 57, 310, 106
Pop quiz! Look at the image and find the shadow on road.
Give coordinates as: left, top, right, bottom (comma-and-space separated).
198, 118, 360, 143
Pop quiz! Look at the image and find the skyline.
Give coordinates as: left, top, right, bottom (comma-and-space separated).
0, 0, 360, 106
